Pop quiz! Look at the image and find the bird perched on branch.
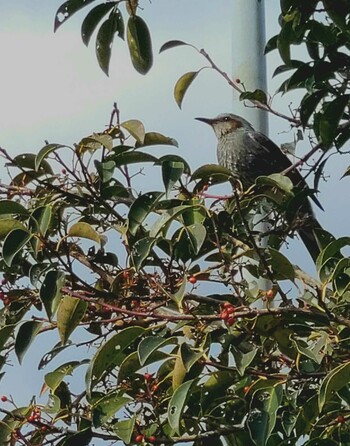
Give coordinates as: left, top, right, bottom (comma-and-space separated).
195, 113, 325, 261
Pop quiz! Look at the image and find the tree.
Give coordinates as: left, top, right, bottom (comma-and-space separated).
1, 1, 350, 445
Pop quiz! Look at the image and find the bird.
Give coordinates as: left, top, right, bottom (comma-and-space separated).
195, 113, 325, 261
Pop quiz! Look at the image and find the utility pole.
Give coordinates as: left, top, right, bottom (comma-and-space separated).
232, 0, 268, 134
232, 0, 269, 295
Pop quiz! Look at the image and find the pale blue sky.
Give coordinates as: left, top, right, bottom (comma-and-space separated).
0, 0, 348, 409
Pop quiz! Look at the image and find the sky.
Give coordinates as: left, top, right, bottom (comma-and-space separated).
0, 0, 348, 413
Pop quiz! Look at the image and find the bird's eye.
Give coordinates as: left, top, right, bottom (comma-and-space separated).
223, 116, 230, 122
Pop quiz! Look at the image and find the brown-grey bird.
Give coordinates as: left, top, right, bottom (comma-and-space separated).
195, 113, 324, 261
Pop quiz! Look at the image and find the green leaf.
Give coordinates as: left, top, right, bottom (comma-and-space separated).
159, 40, 190, 53
118, 350, 169, 383
68, 222, 101, 244
186, 223, 207, 255
40, 270, 65, 320
127, 15, 153, 75
96, 9, 124, 75
232, 346, 258, 376
247, 384, 283, 446
138, 336, 177, 366
319, 95, 350, 146
191, 164, 233, 182
14, 153, 53, 174
54, 0, 96, 31
57, 295, 88, 345
92, 393, 131, 428
35, 143, 67, 171
300, 90, 326, 128
0, 200, 28, 216
0, 219, 27, 239
94, 160, 116, 183
81, 3, 116, 46
45, 360, 89, 392
172, 276, 187, 307
267, 248, 295, 281
0, 325, 15, 351
240, 89, 268, 104
179, 343, 203, 372
318, 361, 350, 411
14, 321, 42, 364
113, 151, 158, 166
114, 416, 136, 444
139, 132, 179, 148
85, 326, 145, 393
3, 229, 32, 267
174, 71, 199, 109
159, 155, 190, 174
162, 160, 184, 197
128, 191, 163, 235
120, 119, 145, 144
131, 236, 157, 271
168, 379, 195, 434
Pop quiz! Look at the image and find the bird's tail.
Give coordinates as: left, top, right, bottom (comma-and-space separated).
297, 216, 334, 262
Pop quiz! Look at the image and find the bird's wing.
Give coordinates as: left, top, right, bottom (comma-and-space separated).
244, 131, 323, 210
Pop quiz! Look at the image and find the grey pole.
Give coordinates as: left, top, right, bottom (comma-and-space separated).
231, 0, 269, 296
232, 0, 268, 134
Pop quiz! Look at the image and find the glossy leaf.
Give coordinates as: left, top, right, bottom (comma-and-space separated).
15, 321, 43, 364
14, 153, 53, 174
127, 191, 163, 235
0, 200, 28, 216
54, 0, 96, 31
68, 222, 101, 244
168, 379, 195, 433
81, 2, 116, 46
45, 360, 88, 392
191, 164, 233, 181
131, 236, 157, 271
2, 228, 32, 267
138, 336, 177, 366
35, 143, 67, 171
85, 326, 145, 392
159, 39, 191, 53
114, 416, 136, 444
127, 15, 153, 74
57, 295, 88, 345
40, 270, 65, 320
319, 95, 350, 146
96, 9, 124, 75
240, 89, 268, 104
267, 248, 295, 281
318, 361, 350, 410
174, 71, 199, 109
0, 219, 27, 239
113, 151, 158, 166
162, 160, 184, 196
95, 160, 116, 183
92, 393, 130, 428
139, 131, 178, 148
120, 119, 145, 143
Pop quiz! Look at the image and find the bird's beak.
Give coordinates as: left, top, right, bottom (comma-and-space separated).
195, 117, 215, 126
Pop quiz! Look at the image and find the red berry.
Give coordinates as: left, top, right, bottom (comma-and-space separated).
135, 434, 144, 443
0, 292, 4, 300
61, 169, 67, 175
1, 396, 7, 402
1, 278, 5, 286
188, 276, 197, 284
148, 436, 156, 443
41, 426, 47, 431
266, 289, 274, 300
144, 373, 153, 381
151, 384, 159, 392
337, 415, 346, 424
243, 386, 250, 394
223, 302, 233, 308
226, 306, 235, 314
122, 270, 130, 279
235, 78, 241, 84
202, 184, 209, 191
220, 310, 228, 320
227, 316, 235, 326
27, 416, 35, 423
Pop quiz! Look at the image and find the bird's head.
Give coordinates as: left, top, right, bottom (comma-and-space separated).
195, 113, 254, 139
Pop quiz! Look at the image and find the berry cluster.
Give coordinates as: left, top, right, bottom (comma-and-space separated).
220, 302, 236, 326
135, 434, 156, 443
27, 406, 42, 424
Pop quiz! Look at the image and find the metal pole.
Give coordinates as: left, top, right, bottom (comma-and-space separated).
231, 0, 269, 296
232, 0, 268, 134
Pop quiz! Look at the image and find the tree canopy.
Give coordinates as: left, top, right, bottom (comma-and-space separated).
1, 1, 350, 446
